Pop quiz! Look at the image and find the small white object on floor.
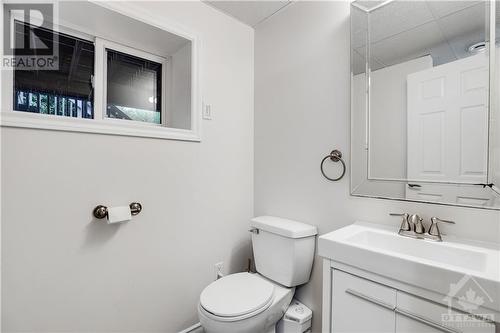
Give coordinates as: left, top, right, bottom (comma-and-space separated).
276, 299, 312, 333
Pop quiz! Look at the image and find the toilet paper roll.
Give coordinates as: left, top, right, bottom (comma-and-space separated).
107, 206, 132, 224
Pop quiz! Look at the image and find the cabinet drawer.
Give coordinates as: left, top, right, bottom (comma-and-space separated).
332, 270, 396, 333
334, 270, 397, 308
396, 291, 495, 333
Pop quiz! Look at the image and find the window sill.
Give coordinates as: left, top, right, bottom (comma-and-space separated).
0, 111, 201, 142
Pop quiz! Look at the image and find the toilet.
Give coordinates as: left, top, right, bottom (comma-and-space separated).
198, 216, 317, 333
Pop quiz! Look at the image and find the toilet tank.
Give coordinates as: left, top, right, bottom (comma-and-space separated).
250, 216, 317, 287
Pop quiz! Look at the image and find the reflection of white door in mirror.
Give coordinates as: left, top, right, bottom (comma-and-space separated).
405, 183, 496, 208
407, 54, 488, 184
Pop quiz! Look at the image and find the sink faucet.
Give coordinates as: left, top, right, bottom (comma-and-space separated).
409, 214, 425, 234
390, 213, 455, 242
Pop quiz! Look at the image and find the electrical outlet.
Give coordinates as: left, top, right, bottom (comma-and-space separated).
203, 104, 213, 120
214, 262, 224, 280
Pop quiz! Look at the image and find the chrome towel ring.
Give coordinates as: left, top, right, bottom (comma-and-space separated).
320, 149, 346, 181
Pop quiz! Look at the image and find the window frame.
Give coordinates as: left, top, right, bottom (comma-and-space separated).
0, 2, 201, 142
96, 38, 169, 127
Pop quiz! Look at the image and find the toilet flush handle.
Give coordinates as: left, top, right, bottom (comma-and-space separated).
249, 228, 259, 234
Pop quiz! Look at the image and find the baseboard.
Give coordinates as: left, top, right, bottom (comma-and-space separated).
178, 322, 202, 333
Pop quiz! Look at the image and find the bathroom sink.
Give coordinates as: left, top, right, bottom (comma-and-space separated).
346, 229, 490, 273
318, 222, 500, 312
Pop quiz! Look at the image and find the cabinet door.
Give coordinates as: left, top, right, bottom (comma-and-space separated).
331, 270, 396, 333
396, 292, 495, 333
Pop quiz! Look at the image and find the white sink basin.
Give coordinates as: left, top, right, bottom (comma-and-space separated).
318, 222, 500, 312
346, 229, 491, 274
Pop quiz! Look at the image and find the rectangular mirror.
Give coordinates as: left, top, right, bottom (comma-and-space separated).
351, 0, 500, 209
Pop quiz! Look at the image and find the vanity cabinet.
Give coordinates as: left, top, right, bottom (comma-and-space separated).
329, 269, 495, 333
332, 270, 396, 332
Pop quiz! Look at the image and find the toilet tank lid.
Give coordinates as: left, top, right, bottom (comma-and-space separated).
251, 216, 317, 238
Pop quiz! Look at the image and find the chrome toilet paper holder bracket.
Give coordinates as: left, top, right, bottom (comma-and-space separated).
93, 202, 142, 219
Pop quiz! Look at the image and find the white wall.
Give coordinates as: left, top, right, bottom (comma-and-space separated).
170, 42, 192, 129
254, 2, 500, 332
1, 1, 254, 332
369, 56, 432, 180
352, 56, 432, 193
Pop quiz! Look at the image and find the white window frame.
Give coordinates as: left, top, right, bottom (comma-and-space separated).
0, 2, 201, 142
96, 38, 169, 128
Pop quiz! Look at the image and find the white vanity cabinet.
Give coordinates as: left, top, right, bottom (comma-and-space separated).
332, 270, 396, 332
328, 268, 496, 333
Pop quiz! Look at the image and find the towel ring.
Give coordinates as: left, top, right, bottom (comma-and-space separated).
320, 149, 346, 181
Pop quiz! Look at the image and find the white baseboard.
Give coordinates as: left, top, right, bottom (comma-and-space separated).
178, 322, 202, 333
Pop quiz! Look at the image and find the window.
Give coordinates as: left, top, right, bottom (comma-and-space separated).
13, 22, 95, 118
106, 49, 163, 125
2, 1, 199, 141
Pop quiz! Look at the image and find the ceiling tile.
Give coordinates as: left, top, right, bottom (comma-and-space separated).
353, 48, 385, 75
426, 0, 482, 18
437, 3, 485, 42
370, 21, 446, 66
437, 3, 486, 59
205, 1, 289, 27
369, 1, 434, 42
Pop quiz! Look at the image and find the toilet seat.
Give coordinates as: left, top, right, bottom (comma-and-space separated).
199, 273, 275, 321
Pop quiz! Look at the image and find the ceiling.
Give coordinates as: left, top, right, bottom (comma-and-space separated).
352, 0, 494, 74
204, 1, 292, 27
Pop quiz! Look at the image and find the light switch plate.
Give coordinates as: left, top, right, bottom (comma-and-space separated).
203, 104, 212, 120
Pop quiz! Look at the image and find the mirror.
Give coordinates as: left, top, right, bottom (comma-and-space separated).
351, 1, 500, 209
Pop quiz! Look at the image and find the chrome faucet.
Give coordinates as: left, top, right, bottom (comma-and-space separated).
409, 214, 425, 234
390, 213, 454, 242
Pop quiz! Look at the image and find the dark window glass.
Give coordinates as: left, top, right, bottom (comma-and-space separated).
106, 49, 161, 124
13, 22, 94, 118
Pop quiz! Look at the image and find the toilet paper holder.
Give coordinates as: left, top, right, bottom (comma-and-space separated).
93, 202, 142, 219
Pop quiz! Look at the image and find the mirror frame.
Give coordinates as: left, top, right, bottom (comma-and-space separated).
349, 0, 500, 210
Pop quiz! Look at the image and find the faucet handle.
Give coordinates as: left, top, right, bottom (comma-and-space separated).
390, 213, 411, 231
430, 217, 455, 225
428, 217, 455, 237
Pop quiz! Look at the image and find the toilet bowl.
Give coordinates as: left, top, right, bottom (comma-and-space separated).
198, 272, 295, 333
198, 216, 317, 333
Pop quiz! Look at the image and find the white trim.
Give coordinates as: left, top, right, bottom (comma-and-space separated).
101, 38, 167, 65
99, 37, 168, 126
92, 1, 202, 139
322, 259, 332, 333
178, 322, 202, 333
488, 0, 496, 186
94, 37, 105, 121
0, 2, 3, 331
0, 111, 200, 141
0, 1, 202, 142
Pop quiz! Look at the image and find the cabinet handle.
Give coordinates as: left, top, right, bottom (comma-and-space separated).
345, 289, 396, 311
346, 289, 462, 333
396, 308, 462, 333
